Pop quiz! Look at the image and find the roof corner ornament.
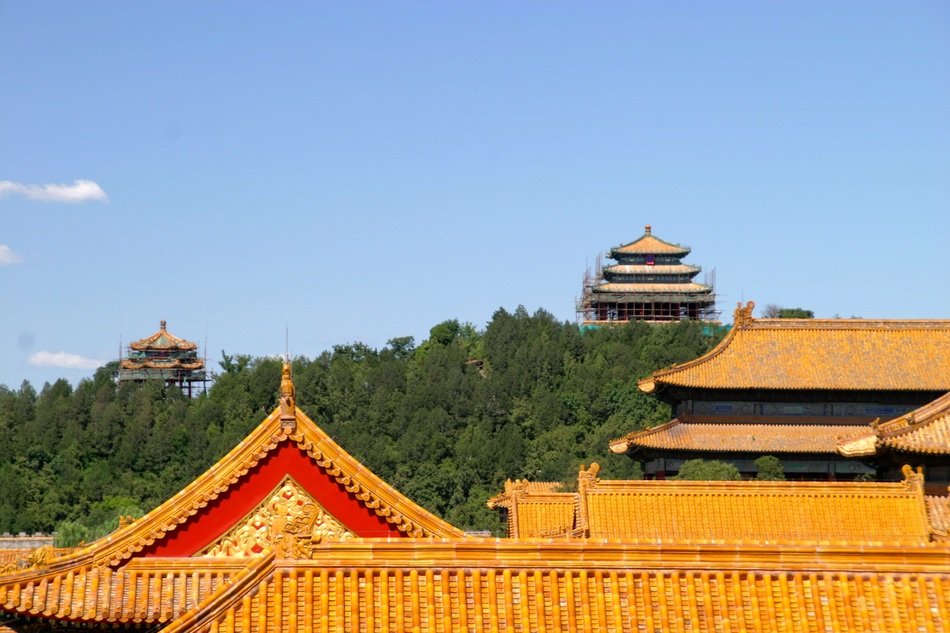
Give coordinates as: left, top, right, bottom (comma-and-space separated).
577, 462, 601, 491
644, 224, 652, 235
734, 301, 756, 326
160, 319, 167, 331
900, 464, 925, 492
279, 360, 296, 430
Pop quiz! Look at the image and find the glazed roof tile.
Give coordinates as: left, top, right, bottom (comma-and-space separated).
640, 302, 950, 392
610, 225, 691, 256
583, 479, 932, 544
157, 549, 950, 633
593, 281, 713, 294
839, 392, 950, 456
610, 419, 870, 454
492, 465, 937, 547
129, 320, 198, 351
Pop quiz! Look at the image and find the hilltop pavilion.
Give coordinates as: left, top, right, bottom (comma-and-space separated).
577, 225, 716, 324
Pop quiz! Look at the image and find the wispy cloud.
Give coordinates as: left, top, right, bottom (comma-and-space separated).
0, 245, 21, 265
29, 351, 105, 370
0, 179, 108, 203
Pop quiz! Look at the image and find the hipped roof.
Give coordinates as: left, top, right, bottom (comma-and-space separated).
639, 301, 950, 393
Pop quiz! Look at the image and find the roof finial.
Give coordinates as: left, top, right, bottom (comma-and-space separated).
733, 301, 756, 326
160, 319, 167, 331
644, 224, 652, 235
279, 360, 296, 429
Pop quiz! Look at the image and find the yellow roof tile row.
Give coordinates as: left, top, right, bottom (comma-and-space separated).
5, 540, 948, 632
641, 303, 950, 392
584, 482, 930, 544
164, 546, 950, 633
497, 465, 938, 546
611, 419, 869, 454
611, 227, 691, 256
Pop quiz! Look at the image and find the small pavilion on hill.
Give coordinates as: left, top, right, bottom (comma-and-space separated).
119, 320, 206, 396
611, 301, 950, 482
0, 363, 947, 631
577, 225, 716, 324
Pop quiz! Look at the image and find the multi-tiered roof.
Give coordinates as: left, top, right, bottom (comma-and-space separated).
119, 320, 206, 394
613, 301, 950, 479
578, 225, 716, 324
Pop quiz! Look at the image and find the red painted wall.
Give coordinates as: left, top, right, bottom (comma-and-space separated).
144, 443, 402, 557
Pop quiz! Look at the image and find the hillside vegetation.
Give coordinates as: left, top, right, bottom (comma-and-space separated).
0, 308, 721, 541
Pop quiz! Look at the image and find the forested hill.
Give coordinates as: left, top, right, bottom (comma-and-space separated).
0, 308, 722, 541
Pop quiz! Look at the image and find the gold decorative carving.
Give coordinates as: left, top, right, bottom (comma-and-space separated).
900, 464, 925, 492
734, 300, 756, 326
201, 477, 351, 558
279, 361, 296, 429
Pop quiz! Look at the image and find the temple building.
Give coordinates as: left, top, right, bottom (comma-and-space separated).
577, 225, 716, 324
119, 320, 207, 396
1, 363, 947, 631
611, 301, 950, 482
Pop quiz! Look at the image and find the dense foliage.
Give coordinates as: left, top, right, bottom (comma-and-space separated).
0, 308, 721, 540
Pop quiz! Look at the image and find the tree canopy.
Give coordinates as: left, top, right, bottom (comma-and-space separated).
0, 309, 722, 540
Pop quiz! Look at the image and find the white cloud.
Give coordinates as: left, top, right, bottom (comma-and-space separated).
0, 245, 21, 265
0, 179, 108, 203
29, 351, 105, 370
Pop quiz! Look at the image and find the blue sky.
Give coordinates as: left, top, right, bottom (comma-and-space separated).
1, 2, 948, 390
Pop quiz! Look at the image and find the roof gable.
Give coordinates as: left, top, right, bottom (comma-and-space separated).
639, 301, 950, 393
18, 363, 462, 571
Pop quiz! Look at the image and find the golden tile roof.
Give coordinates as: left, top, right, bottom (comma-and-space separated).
639, 302, 950, 393
610, 419, 870, 454
492, 464, 939, 546
611, 225, 691, 256
487, 480, 576, 538
160, 545, 950, 633
3, 541, 946, 633
128, 320, 198, 351
839, 392, 950, 457
927, 495, 950, 541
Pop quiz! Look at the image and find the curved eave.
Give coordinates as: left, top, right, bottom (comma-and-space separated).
642, 311, 950, 392
602, 264, 701, 276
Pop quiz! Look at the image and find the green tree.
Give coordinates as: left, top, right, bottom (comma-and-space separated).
754, 455, 786, 480
674, 459, 741, 481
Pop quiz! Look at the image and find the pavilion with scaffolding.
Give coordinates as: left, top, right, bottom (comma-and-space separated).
118, 320, 207, 396
577, 225, 717, 324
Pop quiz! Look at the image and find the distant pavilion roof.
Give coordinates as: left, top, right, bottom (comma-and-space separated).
638, 301, 950, 393
610, 224, 691, 257
839, 391, 950, 457
129, 320, 198, 351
